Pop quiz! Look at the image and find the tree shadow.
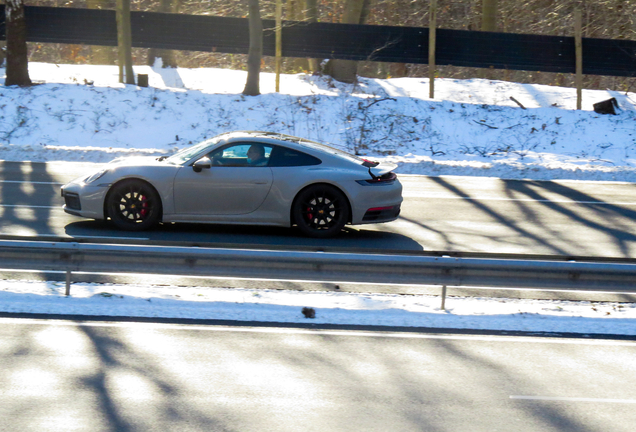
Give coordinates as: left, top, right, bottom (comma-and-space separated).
0, 314, 632, 430
425, 176, 636, 258
76, 324, 233, 431
502, 179, 636, 257
0, 161, 57, 236
429, 177, 571, 255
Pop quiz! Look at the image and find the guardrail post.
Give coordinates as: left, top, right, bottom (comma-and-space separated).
65, 270, 72, 296
440, 285, 447, 310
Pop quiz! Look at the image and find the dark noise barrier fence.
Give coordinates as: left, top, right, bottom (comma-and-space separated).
1, 5, 636, 77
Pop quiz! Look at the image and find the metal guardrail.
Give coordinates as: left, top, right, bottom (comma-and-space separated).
2, 240, 636, 301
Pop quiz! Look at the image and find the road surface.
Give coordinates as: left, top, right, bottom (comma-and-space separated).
1, 160, 635, 257
1, 317, 635, 432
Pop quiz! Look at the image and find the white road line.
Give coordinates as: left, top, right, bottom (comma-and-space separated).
0, 234, 150, 240
510, 396, 636, 404
402, 193, 636, 206
64, 235, 150, 240
0, 180, 63, 185
0, 204, 60, 209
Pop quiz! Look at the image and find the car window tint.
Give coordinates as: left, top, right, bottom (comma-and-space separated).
268, 146, 322, 167
208, 143, 272, 167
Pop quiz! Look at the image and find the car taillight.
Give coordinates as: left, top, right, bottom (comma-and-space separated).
356, 171, 397, 185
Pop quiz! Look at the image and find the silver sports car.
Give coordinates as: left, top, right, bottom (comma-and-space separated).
61, 131, 403, 238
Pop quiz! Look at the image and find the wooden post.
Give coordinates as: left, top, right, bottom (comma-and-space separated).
429, 0, 437, 99
116, 0, 135, 85
575, 9, 583, 110
275, 0, 282, 92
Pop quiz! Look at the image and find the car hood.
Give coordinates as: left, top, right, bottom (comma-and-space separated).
369, 161, 398, 176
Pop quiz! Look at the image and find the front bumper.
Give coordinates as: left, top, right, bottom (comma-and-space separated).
61, 181, 109, 220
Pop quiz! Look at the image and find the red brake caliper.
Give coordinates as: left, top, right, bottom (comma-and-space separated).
140, 195, 148, 218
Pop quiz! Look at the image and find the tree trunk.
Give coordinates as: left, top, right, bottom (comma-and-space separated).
116, 0, 135, 84
286, 0, 309, 72
324, 0, 372, 83
243, 0, 263, 96
148, 0, 180, 68
5, 0, 32, 86
481, 0, 498, 32
88, 0, 115, 65
480, 0, 498, 79
305, 0, 319, 73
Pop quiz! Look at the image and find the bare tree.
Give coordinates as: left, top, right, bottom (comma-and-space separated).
116, 0, 135, 84
305, 0, 320, 72
243, 0, 263, 96
481, 0, 498, 32
5, 0, 32, 86
88, 0, 116, 65
323, 0, 373, 83
148, 0, 180, 68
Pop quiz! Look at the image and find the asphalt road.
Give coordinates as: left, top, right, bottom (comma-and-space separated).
1, 317, 635, 432
1, 160, 635, 257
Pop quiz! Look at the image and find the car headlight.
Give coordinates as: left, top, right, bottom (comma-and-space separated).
84, 169, 108, 184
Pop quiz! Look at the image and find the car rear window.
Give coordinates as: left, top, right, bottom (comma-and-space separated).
268, 146, 321, 167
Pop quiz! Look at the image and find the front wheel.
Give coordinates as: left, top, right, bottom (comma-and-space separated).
293, 185, 350, 238
106, 179, 161, 231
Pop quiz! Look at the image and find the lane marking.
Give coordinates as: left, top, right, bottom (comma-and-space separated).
0, 318, 635, 346
510, 396, 636, 404
0, 180, 64, 185
402, 193, 636, 206
0, 234, 150, 240
0, 204, 60, 209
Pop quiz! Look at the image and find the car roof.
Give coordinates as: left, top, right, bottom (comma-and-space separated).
220, 131, 367, 166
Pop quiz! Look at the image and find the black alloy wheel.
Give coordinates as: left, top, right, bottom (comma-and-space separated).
107, 179, 161, 231
293, 184, 350, 238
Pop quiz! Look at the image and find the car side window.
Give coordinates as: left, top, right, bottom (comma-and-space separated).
268, 146, 322, 167
208, 143, 272, 167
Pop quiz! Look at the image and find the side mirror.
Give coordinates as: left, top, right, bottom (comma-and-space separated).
192, 157, 212, 173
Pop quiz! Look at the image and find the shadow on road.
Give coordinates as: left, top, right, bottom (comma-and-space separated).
63, 220, 425, 251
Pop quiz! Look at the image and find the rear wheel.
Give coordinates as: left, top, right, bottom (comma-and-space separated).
107, 179, 161, 231
293, 184, 349, 238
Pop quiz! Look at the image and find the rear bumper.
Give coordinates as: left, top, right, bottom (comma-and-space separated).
349, 180, 403, 225
362, 204, 401, 223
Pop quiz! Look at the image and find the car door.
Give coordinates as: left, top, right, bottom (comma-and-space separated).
173, 143, 274, 215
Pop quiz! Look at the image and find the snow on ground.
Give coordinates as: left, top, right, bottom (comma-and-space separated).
2, 279, 636, 336
2, 62, 636, 181
1, 62, 636, 335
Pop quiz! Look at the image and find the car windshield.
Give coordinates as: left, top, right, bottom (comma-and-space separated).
164, 137, 221, 165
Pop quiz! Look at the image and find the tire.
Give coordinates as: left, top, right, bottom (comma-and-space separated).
106, 179, 161, 231
293, 184, 350, 238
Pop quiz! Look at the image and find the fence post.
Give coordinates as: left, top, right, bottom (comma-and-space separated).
575, 9, 583, 110
440, 285, 447, 310
429, 0, 437, 99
